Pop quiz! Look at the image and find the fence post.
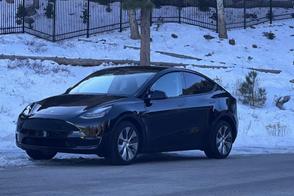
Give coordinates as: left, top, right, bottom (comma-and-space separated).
243, 0, 246, 29
269, 0, 273, 24
119, 0, 123, 32
215, 1, 218, 33
150, 9, 153, 26
86, 0, 90, 38
22, 0, 25, 33
52, 0, 56, 42
178, 7, 181, 24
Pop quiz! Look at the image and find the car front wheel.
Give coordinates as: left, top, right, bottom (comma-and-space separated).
107, 121, 140, 165
204, 121, 234, 159
26, 150, 57, 160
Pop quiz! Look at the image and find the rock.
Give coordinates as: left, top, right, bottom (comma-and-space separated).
252, 44, 258, 48
203, 34, 215, 40
171, 34, 178, 39
276, 96, 291, 110
290, 79, 294, 83
263, 32, 276, 40
229, 39, 236, 45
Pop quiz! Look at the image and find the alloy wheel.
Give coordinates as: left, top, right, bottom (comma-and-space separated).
216, 125, 233, 156
117, 126, 139, 161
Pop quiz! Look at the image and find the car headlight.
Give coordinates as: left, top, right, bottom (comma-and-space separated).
80, 106, 112, 119
22, 103, 41, 116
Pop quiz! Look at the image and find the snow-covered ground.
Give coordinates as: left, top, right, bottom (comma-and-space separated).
0, 19, 293, 167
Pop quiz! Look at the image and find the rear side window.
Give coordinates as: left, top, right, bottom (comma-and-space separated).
183, 72, 214, 95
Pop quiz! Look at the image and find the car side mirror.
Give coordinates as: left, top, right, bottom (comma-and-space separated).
150, 90, 167, 100
144, 90, 167, 106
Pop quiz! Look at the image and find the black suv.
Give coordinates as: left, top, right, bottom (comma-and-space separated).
16, 66, 238, 164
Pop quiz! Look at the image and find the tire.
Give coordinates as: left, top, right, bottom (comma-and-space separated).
26, 150, 57, 160
107, 121, 140, 165
204, 121, 234, 159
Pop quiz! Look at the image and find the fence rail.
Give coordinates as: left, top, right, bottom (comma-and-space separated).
0, 0, 293, 41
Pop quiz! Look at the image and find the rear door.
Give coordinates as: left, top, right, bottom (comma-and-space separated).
181, 72, 216, 148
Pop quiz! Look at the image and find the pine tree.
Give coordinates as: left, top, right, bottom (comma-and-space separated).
16, 4, 27, 25
238, 71, 267, 107
44, 0, 54, 19
81, 2, 89, 24
123, 0, 154, 66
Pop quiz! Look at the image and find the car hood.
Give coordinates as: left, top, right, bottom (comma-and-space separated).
32, 94, 125, 119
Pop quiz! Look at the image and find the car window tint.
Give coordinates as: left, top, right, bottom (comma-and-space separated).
151, 72, 183, 98
183, 72, 214, 95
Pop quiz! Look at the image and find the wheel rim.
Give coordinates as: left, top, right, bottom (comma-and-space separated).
216, 125, 233, 156
117, 126, 139, 161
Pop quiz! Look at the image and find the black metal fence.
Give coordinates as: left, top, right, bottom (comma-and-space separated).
0, 0, 293, 41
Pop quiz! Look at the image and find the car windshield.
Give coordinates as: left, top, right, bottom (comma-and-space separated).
69, 71, 155, 96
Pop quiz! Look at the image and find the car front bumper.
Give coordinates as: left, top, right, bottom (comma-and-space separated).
16, 117, 106, 154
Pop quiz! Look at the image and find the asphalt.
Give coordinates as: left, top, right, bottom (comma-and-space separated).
0, 153, 294, 196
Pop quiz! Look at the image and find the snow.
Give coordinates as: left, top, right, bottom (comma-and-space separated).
0, 19, 294, 167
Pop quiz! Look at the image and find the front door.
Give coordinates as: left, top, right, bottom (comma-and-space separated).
141, 72, 188, 151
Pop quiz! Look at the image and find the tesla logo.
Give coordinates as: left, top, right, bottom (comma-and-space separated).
41, 131, 48, 137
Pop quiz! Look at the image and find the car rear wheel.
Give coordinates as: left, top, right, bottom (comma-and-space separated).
26, 150, 57, 160
204, 121, 234, 159
107, 121, 140, 165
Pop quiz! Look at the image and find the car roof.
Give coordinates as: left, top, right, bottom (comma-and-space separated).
95, 66, 169, 75
93, 65, 206, 78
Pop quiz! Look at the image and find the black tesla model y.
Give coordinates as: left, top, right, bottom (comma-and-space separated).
16, 66, 238, 164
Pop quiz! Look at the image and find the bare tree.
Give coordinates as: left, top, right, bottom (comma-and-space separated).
216, 0, 228, 39
123, 0, 153, 66
140, 3, 151, 66
127, 9, 140, 40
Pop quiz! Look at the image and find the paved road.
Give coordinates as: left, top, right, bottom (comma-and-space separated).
1, 153, 294, 196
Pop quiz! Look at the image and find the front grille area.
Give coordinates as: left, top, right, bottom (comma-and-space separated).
17, 118, 100, 149
20, 118, 79, 137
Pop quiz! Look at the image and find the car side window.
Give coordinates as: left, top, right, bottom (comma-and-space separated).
183, 72, 214, 95
151, 72, 183, 98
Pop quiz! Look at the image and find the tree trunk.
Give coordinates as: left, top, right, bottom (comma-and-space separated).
33, 0, 40, 9
140, 7, 151, 66
128, 9, 140, 40
216, 0, 228, 39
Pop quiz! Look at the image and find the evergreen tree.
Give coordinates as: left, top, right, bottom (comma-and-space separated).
44, 0, 55, 19
16, 4, 27, 25
238, 71, 267, 107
